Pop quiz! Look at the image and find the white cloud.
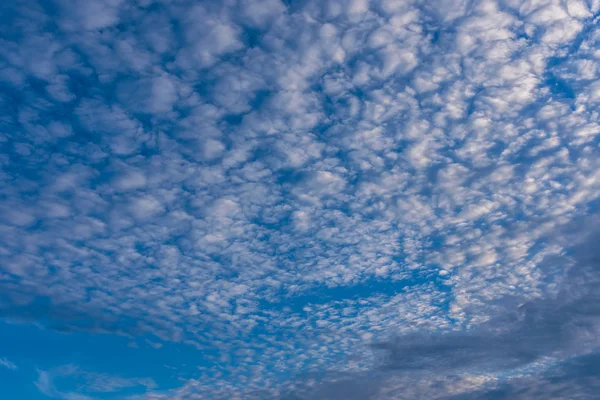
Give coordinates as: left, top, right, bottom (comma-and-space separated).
2, 0, 600, 397
58, 0, 124, 31
35, 365, 155, 400
0, 357, 17, 371
175, 5, 244, 69
239, 0, 286, 28
118, 74, 179, 114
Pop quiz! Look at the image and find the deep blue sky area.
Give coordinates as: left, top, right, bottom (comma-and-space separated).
1, 0, 600, 399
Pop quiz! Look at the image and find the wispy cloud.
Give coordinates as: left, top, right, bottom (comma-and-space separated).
35, 364, 156, 400
0, 357, 17, 371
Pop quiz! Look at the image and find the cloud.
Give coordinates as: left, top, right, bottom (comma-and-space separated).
278, 215, 600, 399
56, 0, 124, 31
174, 5, 245, 70
35, 364, 156, 400
0, 357, 17, 371
1, 0, 600, 398
117, 74, 179, 114
442, 356, 599, 399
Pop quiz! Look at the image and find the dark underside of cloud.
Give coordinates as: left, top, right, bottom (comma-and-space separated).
445, 353, 600, 400
283, 215, 600, 399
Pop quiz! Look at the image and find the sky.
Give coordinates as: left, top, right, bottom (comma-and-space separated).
0, 0, 600, 398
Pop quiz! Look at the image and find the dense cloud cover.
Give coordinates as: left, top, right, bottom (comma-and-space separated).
282, 216, 600, 399
1, 0, 600, 398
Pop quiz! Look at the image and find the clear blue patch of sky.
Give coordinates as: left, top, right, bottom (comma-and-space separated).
0, 320, 215, 398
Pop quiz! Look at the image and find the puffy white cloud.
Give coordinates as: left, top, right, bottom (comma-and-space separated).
57, 0, 124, 31
118, 74, 179, 114
239, 0, 286, 28
175, 5, 244, 70
1, 0, 600, 398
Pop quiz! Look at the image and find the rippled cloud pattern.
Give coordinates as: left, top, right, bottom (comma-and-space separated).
1, 0, 600, 398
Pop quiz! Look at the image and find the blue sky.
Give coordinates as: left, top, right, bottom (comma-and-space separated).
1, 0, 600, 398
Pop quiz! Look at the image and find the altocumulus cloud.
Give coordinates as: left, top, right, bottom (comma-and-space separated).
280, 215, 600, 399
0, 0, 600, 398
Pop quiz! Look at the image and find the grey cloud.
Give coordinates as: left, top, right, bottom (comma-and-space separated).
283, 215, 600, 399
445, 353, 600, 400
